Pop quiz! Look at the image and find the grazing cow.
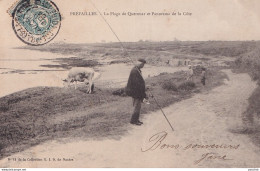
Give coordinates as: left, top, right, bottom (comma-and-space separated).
63, 67, 101, 93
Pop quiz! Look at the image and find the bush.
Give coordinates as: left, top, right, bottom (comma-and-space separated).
236, 47, 260, 84
178, 81, 196, 91
162, 81, 178, 91
112, 88, 127, 96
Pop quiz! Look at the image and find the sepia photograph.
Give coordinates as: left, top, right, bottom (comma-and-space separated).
0, 0, 260, 168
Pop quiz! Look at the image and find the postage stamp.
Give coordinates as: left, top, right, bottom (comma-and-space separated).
9, 0, 61, 46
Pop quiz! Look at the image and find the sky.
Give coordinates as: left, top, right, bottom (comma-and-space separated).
0, 0, 260, 47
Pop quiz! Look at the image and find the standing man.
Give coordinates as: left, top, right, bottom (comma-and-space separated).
201, 67, 206, 86
125, 59, 147, 126
187, 65, 194, 81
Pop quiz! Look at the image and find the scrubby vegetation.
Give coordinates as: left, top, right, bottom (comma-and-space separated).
235, 48, 260, 83
18, 41, 258, 67
234, 45, 260, 147
178, 81, 196, 91
235, 46, 260, 118
162, 81, 178, 91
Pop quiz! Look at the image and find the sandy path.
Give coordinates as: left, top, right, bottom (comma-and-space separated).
1, 70, 259, 168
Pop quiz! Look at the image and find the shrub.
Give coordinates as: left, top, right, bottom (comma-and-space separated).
162, 81, 178, 91
178, 81, 196, 91
112, 88, 127, 96
236, 47, 260, 84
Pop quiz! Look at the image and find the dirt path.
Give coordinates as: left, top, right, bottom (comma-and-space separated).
1, 70, 259, 168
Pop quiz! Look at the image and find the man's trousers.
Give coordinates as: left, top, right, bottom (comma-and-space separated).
131, 98, 142, 123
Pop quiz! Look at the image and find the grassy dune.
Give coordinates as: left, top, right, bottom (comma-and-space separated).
234, 45, 260, 148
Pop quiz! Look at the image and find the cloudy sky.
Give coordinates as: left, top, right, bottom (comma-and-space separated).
1, 0, 260, 47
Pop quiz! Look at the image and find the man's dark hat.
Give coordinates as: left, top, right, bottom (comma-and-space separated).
138, 58, 146, 63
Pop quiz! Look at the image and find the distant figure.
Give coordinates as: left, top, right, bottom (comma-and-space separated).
201, 67, 206, 86
187, 65, 194, 81
178, 61, 182, 66
125, 59, 147, 126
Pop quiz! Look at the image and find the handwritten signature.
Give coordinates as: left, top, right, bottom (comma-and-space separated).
141, 131, 238, 164
194, 152, 232, 164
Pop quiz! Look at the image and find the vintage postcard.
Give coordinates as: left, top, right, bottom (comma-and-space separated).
0, 0, 260, 168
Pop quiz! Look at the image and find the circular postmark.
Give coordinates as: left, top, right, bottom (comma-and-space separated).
12, 0, 61, 46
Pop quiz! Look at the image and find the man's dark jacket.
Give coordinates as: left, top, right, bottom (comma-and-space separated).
125, 67, 146, 99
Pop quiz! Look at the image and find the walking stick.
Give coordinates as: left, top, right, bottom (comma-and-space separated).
147, 90, 174, 131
